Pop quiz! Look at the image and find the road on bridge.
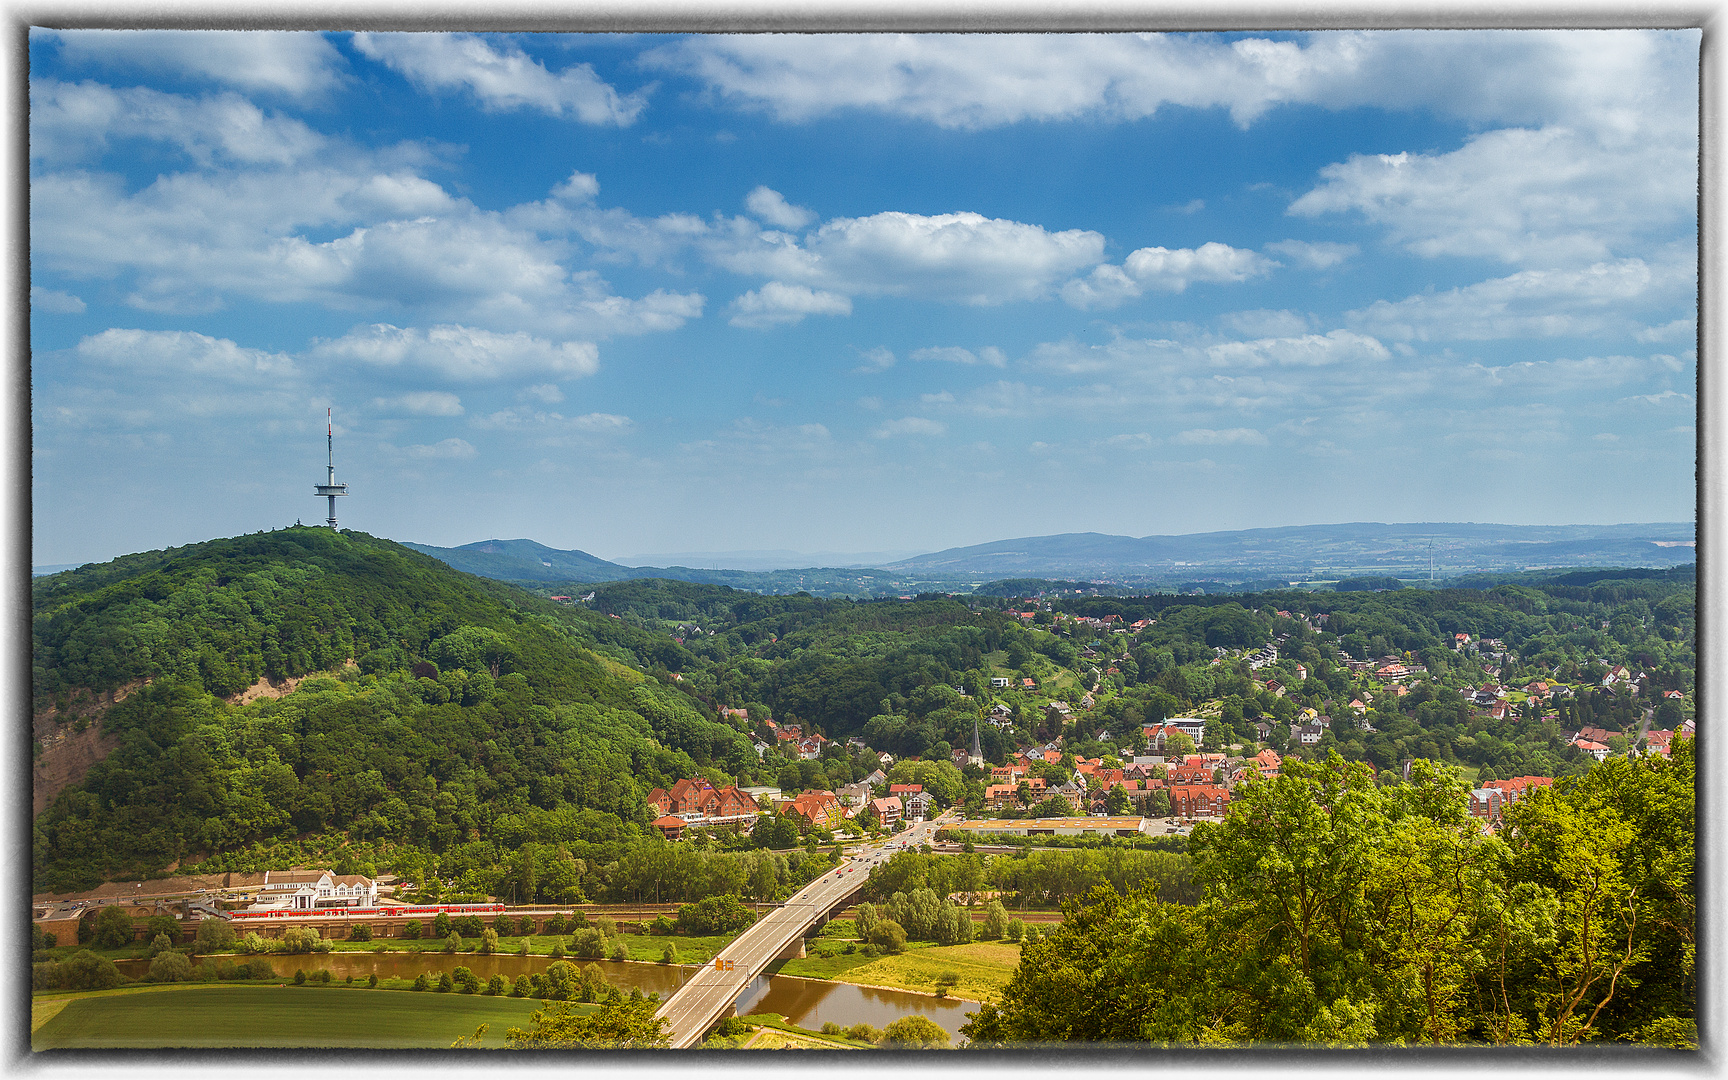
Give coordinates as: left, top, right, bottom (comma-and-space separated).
656, 813, 949, 1048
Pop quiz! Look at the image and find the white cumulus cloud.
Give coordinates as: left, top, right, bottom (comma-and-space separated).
31, 287, 85, 313
350, 33, 649, 124
873, 417, 947, 438
642, 31, 1694, 131
745, 186, 816, 229
729, 282, 852, 328
1172, 427, 1268, 445
1062, 242, 1276, 309
76, 327, 298, 379
714, 211, 1103, 305
1264, 239, 1359, 269
30, 80, 328, 167
403, 437, 477, 459
1204, 329, 1390, 368
911, 345, 1007, 367
1345, 258, 1689, 342
43, 30, 350, 100
311, 324, 600, 381
372, 391, 464, 416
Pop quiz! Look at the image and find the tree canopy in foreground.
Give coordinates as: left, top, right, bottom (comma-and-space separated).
962, 742, 1694, 1048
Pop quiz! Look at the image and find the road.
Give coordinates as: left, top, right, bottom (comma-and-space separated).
655, 814, 950, 1048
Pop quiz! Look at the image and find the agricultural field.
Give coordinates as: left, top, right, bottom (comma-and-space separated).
776, 940, 1022, 1003
32, 984, 547, 1050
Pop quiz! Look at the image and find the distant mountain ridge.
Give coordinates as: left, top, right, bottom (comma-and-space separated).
401, 538, 635, 582
883, 521, 1696, 577
402, 521, 1695, 590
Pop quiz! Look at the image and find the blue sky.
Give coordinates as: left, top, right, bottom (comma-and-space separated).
29, 30, 1699, 567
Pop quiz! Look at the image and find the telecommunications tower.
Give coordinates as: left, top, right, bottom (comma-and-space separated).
313, 408, 349, 528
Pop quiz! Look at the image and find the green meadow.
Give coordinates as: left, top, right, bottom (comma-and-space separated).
32, 984, 553, 1050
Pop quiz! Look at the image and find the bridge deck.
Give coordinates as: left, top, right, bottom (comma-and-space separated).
655, 816, 946, 1048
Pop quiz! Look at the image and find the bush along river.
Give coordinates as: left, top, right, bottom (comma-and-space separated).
115, 952, 974, 1040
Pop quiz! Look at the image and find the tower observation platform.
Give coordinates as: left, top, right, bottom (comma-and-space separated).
314, 408, 348, 528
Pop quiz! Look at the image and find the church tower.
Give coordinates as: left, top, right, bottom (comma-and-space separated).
969, 716, 984, 767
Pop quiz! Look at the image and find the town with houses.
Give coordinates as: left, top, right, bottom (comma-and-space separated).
629, 605, 1692, 844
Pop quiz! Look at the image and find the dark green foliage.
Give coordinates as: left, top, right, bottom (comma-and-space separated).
674, 893, 755, 935
58, 950, 121, 990
92, 905, 134, 949
32, 529, 748, 892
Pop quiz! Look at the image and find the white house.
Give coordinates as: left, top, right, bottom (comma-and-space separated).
260, 870, 377, 910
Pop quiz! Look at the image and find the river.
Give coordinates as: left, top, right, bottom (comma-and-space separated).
117, 952, 977, 1040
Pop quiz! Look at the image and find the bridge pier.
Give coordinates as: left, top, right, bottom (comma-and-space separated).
776, 937, 806, 960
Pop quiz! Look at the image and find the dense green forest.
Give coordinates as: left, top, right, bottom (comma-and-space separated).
32, 530, 1694, 905
32, 529, 758, 893
962, 745, 1695, 1047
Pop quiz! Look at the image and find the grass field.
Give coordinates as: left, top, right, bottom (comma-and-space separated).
776, 940, 1022, 1003
32, 984, 553, 1050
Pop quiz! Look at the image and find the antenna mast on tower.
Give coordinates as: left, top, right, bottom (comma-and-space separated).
313, 408, 349, 528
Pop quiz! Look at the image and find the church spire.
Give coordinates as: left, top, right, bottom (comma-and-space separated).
970, 716, 983, 765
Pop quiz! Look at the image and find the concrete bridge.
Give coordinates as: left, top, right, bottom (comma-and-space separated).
655, 816, 946, 1048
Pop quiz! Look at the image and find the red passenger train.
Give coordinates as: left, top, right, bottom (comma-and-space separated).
230, 902, 506, 920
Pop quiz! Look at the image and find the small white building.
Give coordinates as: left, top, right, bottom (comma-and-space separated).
259, 870, 377, 910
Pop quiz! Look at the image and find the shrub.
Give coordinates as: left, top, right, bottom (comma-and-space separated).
567, 909, 588, 929
436, 972, 454, 993
541, 960, 577, 1000
541, 914, 566, 936
293, 969, 307, 985
349, 923, 372, 942
713, 1017, 750, 1037
649, 914, 675, 936
1004, 918, 1025, 943
147, 932, 174, 958
480, 929, 499, 955
550, 941, 567, 959
676, 894, 755, 935
660, 944, 678, 964
881, 1015, 951, 1049
516, 916, 535, 937
452, 966, 480, 994
61, 950, 121, 990
610, 942, 629, 962
432, 913, 452, 939
861, 944, 880, 958
411, 973, 429, 992
511, 974, 531, 997
934, 971, 959, 998
403, 919, 423, 940
367, 973, 379, 988
487, 974, 508, 996
844, 1023, 882, 1043
518, 940, 530, 955
92, 906, 134, 950
867, 920, 907, 955
570, 928, 604, 958
594, 916, 616, 936
193, 918, 236, 955
148, 950, 193, 983
32, 961, 62, 990
821, 1022, 843, 1036
444, 932, 462, 953
280, 926, 323, 954
313, 969, 333, 984
494, 914, 517, 936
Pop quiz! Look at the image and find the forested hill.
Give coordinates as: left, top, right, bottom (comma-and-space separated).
31, 527, 758, 893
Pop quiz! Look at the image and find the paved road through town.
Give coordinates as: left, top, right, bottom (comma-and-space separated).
655, 814, 950, 1048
